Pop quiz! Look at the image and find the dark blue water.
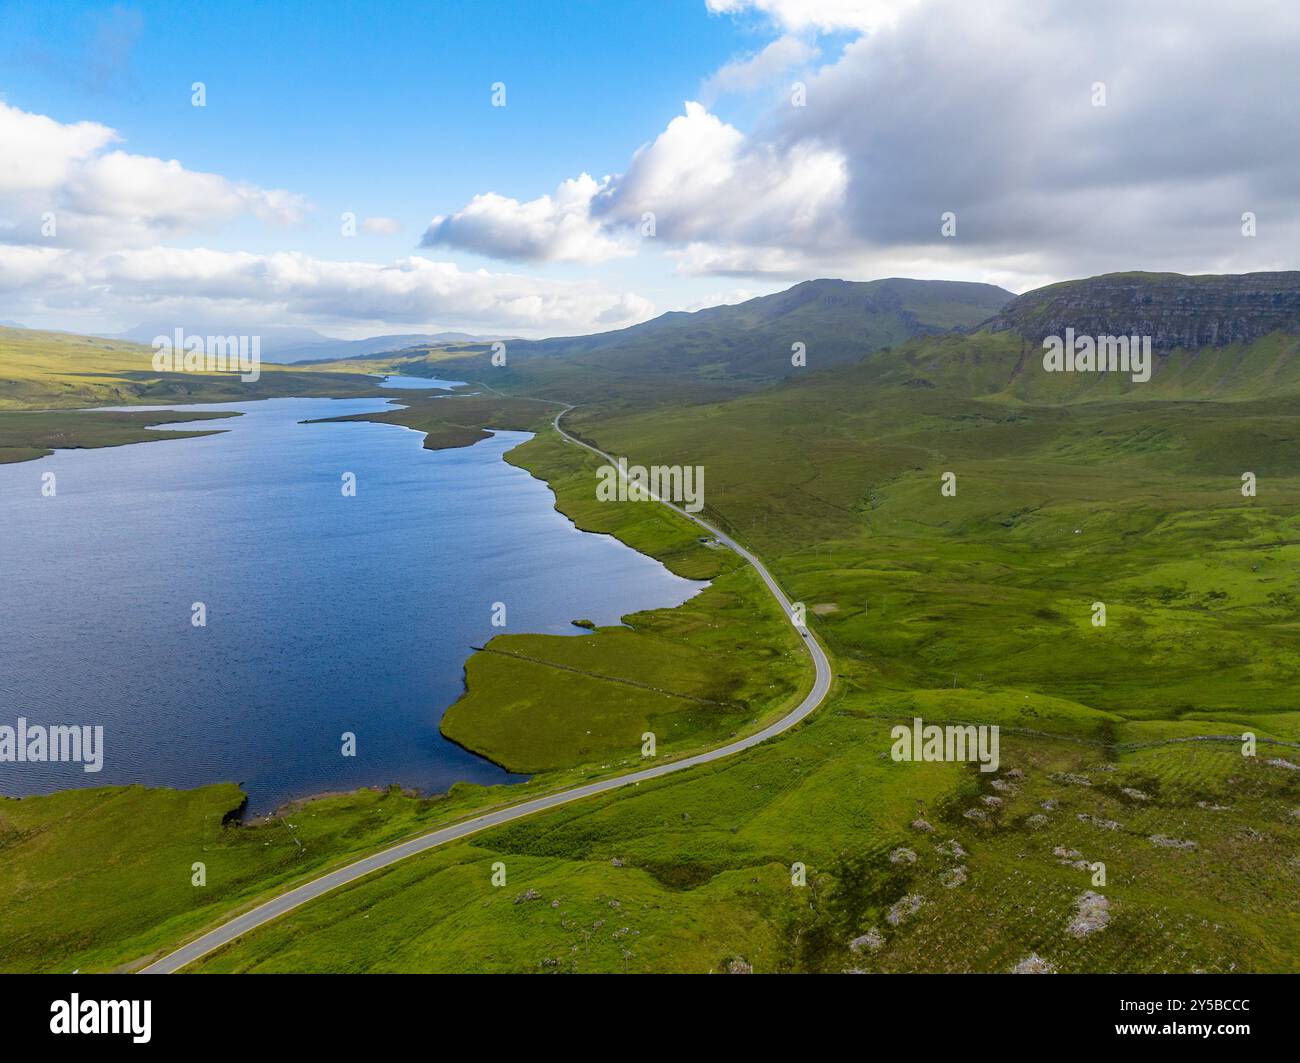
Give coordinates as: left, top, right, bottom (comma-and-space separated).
0, 381, 703, 812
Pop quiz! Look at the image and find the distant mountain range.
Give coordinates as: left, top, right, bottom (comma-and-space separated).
98, 324, 517, 362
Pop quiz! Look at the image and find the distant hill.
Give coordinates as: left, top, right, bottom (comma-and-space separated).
417, 277, 1013, 401
276, 332, 517, 363
0, 324, 384, 410
101, 324, 514, 363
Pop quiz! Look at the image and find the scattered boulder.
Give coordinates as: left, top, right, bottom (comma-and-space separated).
1026, 813, 1049, 828
1150, 834, 1198, 850
982, 795, 1003, 809
514, 888, 542, 904
1012, 953, 1057, 974
940, 866, 968, 888
936, 839, 967, 859
1067, 890, 1110, 937
727, 958, 753, 974
1052, 773, 1092, 787
911, 817, 935, 833
1042, 799, 1060, 811
1121, 787, 1151, 801
963, 808, 988, 822
886, 894, 924, 926
889, 847, 918, 865
1265, 758, 1300, 771
611, 857, 624, 867
849, 928, 885, 953
1004, 768, 1025, 780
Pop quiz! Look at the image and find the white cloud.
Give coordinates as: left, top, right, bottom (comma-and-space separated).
705, 0, 919, 33
422, 173, 635, 264
0, 104, 117, 195
424, 0, 1300, 290
0, 100, 309, 248
428, 102, 848, 266
0, 244, 656, 336
701, 34, 819, 102
600, 103, 848, 250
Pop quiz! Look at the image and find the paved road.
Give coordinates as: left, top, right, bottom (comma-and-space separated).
140, 408, 831, 974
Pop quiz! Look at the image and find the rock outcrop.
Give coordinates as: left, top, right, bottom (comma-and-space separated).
987, 271, 1300, 349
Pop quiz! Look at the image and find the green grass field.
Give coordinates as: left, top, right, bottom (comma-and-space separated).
0, 324, 389, 464
0, 408, 241, 464
187, 692, 1299, 973
1, 292, 1297, 973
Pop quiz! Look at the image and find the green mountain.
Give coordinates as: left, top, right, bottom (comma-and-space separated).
987, 270, 1300, 349
852, 272, 1300, 404
405, 277, 1013, 402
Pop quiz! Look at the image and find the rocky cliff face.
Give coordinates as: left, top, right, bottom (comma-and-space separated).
987, 271, 1300, 349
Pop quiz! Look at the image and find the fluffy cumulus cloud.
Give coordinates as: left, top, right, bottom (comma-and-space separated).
430, 102, 850, 269
421, 173, 635, 264
0, 100, 653, 335
0, 100, 307, 248
766, 0, 1300, 281
0, 244, 655, 335
425, 0, 1300, 288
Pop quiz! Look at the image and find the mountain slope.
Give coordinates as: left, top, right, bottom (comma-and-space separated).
397, 277, 1013, 401
987, 271, 1300, 349
850, 272, 1300, 404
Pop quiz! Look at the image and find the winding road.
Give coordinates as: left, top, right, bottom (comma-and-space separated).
140, 406, 832, 974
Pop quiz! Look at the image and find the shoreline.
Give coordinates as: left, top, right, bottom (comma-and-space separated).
1, 382, 730, 814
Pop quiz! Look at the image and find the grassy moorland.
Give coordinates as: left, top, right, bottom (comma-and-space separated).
441, 429, 808, 772
188, 694, 1298, 974
186, 308, 1300, 972
0, 371, 810, 973
2, 275, 1298, 973
312, 390, 810, 773
0, 408, 240, 464
0, 325, 389, 412
0, 776, 631, 973
0, 325, 388, 463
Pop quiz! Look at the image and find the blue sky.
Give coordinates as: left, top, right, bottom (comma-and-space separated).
3, 1, 739, 245
1, 1, 1295, 337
